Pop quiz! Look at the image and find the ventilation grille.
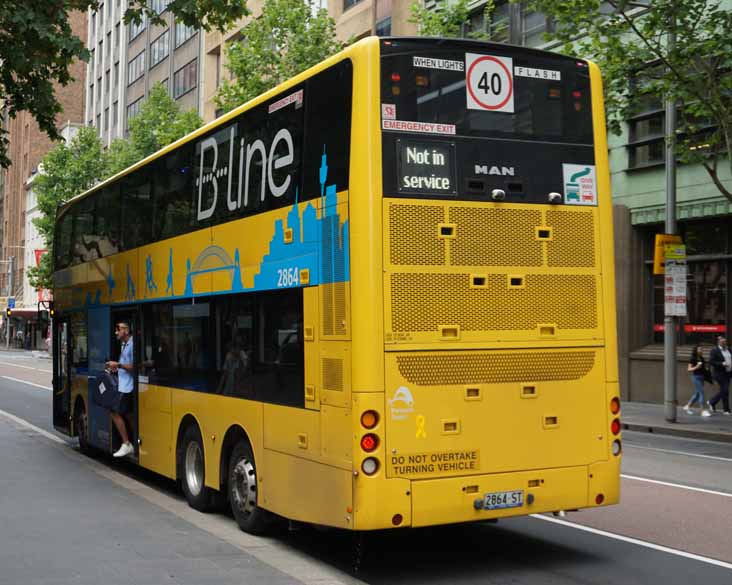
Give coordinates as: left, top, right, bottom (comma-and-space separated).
321, 283, 347, 336
390, 273, 597, 332
449, 207, 543, 266
396, 351, 596, 386
322, 358, 344, 392
389, 203, 445, 265
547, 209, 595, 267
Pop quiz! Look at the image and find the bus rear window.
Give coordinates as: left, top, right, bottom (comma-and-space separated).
381, 45, 593, 144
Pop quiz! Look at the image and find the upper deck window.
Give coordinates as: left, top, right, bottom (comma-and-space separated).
381, 41, 593, 145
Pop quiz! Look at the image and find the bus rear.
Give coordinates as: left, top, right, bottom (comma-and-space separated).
366, 38, 620, 528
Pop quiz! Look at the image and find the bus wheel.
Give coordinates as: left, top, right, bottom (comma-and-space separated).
228, 441, 268, 534
180, 425, 214, 512
75, 403, 92, 456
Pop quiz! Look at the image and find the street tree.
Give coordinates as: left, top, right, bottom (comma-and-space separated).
106, 82, 202, 177
216, 0, 343, 113
525, 0, 732, 202
409, 0, 496, 39
28, 126, 107, 291
0, 0, 248, 169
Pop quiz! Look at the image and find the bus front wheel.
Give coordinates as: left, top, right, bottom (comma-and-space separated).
228, 441, 269, 534
180, 425, 215, 512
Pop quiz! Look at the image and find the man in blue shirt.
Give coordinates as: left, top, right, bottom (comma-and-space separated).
106, 322, 134, 457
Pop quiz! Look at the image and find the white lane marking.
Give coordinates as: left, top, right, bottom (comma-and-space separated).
0, 408, 66, 444
2, 375, 52, 391
0, 360, 52, 373
532, 514, 732, 571
622, 474, 732, 498
624, 443, 732, 463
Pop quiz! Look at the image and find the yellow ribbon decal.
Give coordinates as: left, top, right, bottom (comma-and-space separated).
415, 415, 427, 439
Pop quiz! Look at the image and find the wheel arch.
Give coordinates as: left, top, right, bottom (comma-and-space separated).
219, 424, 253, 493
175, 413, 203, 481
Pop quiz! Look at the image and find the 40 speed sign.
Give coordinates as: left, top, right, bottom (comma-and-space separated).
466, 53, 514, 113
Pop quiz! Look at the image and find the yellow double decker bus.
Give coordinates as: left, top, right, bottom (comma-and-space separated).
52, 36, 620, 533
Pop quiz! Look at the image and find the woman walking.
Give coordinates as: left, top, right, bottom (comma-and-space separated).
685, 345, 711, 417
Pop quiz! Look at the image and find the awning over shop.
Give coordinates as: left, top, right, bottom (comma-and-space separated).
631, 196, 732, 225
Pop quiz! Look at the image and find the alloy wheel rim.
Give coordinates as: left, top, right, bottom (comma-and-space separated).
185, 441, 204, 497
231, 457, 256, 516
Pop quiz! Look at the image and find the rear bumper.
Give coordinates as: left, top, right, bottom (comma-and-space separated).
410, 460, 619, 527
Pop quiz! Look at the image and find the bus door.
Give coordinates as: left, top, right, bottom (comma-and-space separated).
109, 308, 139, 457
52, 317, 71, 433
86, 306, 112, 450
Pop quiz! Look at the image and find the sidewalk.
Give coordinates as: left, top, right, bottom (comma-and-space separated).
623, 401, 732, 443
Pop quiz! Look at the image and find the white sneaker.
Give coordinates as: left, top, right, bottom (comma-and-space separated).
683, 406, 693, 415
113, 442, 133, 458
701, 410, 712, 417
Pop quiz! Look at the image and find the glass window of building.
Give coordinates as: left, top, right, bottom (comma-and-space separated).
628, 71, 664, 169
520, 5, 549, 46
113, 101, 118, 130
650, 219, 731, 345
127, 51, 145, 85
129, 15, 146, 41
375, 17, 391, 36
127, 97, 143, 122
344, 0, 363, 9
151, 0, 170, 14
173, 59, 197, 98
174, 21, 196, 47
150, 30, 170, 68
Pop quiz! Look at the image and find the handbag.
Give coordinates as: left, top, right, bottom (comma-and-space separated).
703, 367, 713, 384
92, 369, 120, 409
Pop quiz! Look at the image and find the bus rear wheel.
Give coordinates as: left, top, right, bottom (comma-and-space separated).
180, 425, 215, 512
228, 441, 269, 534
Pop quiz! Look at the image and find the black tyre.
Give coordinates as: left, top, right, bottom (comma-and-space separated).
228, 441, 270, 534
180, 425, 215, 512
75, 403, 92, 456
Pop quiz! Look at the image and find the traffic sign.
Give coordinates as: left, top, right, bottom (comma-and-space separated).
466, 53, 514, 113
8, 297, 15, 309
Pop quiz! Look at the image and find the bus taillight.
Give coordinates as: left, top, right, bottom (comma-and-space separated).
611, 418, 621, 435
610, 397, 621, 415
362, 457, 379, 476
360, 433, 379, 452
360, 410, 379, 429
612, 440, 622, 456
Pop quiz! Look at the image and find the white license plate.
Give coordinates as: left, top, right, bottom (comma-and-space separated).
483, 490, 524, 510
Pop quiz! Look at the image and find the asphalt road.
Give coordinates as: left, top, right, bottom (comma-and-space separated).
1, 350, 731, 584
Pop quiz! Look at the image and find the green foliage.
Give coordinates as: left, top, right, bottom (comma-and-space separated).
216, 0, 343, 113
106, 83, 202, 176
30, 84, 201, 289
26, 253, 54, 293
525, 0, 732, 201
409, 0, 496, 40
0, 1, 246, 169
29, 126, 106, 290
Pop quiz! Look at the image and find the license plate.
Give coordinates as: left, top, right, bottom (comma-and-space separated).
483, 490, 524, 510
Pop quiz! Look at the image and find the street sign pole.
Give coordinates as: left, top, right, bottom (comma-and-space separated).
664, 23, 677, 423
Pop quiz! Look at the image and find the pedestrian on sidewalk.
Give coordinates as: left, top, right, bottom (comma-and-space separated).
707, 335, 732, 415
685, 344, 712, 417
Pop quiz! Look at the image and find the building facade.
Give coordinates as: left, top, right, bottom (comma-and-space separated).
0, 11, 87, 348
85, 0, 202, 145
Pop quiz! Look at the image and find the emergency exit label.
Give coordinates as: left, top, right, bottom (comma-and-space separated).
466, 53, 514, 113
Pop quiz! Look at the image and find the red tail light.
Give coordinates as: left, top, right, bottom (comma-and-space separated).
611, 418, 621, 435
360, 433, 379, 452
